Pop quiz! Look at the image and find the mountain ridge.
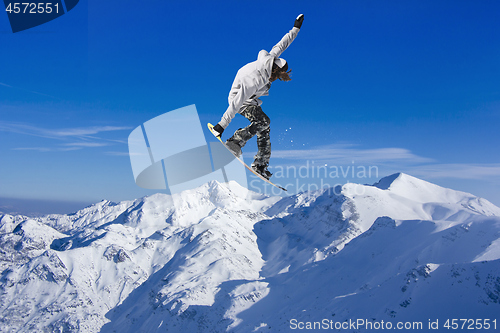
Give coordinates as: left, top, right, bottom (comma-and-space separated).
0, 173, 499, 332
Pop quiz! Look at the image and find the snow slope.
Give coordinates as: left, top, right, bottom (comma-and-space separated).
0, 173, 499, 332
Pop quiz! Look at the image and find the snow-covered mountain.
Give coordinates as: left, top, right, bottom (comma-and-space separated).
1, 173, 499, 332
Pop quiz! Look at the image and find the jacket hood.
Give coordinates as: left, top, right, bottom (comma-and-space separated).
257, 50, 275, 80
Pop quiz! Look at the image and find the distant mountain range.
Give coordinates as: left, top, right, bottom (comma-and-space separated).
1, 173, 499, 332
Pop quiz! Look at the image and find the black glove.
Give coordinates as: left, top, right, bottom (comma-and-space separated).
294, 14, 304, 29
213, 124, 224, 137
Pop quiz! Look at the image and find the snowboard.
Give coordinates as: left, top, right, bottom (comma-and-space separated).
207, 123, 287, 191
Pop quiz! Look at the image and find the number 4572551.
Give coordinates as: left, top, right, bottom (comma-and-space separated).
444, 319, 497, 330
5, 2, 60, 14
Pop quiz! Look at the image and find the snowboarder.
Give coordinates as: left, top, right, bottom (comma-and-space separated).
211, 14, 304, 180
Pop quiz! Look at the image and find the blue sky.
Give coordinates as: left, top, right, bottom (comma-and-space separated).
1, 0, 499, 214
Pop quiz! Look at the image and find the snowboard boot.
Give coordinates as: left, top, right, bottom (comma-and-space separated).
252, 164, 272, 180
225, 139, 242, 158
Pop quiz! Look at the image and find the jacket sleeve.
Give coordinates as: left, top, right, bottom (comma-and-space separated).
269, 27, 300, 58
219, 75, 258, 129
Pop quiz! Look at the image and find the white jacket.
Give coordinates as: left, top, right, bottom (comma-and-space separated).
219, 27, 300, 129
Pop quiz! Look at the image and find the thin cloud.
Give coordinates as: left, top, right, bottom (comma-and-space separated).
409, 163, 500, 180
51, 126, 132, 137
1, 121, 131, 152
253, 144, 500, 183
63, 142, 110, 148
265, 144, 434, 165
12, 147, 79, 152
12, 143, 109, 152
0, 81, 58, 99
105, 151, 139, 157
0, 121, 131, 140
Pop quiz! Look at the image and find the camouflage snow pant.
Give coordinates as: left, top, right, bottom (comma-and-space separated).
228, 105, 271, 167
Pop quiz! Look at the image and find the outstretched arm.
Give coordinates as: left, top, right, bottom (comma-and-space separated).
269, 14, 304, 58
